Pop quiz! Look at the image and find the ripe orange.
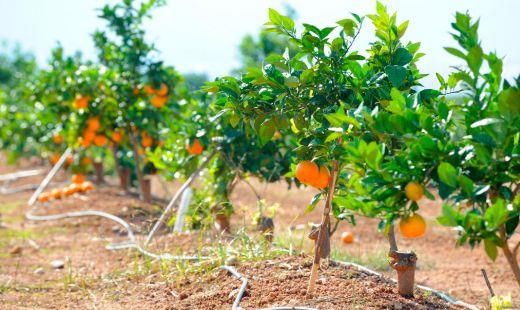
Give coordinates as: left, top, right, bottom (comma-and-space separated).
68, 184, 80, 194
144, 84, 155, 95
65, 155, 74, 165
295, 161, 320, 185
186, 139, 203, 155
155, 83, 168, 96
112, 131, 122, 143
87, 117, 101, 131
81, 181, 94, 192
133, 87, 140, 95
405, 182, 424, 201
53, 133, 63, 144
81, 157, 91, 166
141, 135, 153, 148
310, 166, 330, 189
80, 138, 91, 148
51, 188, 62, 199
273, 131, 282, 140
62, 187, 72, 197
150, 95, 168, 108
38, 192, 50, 203
50, 154, 60, 165
72, 174, 85, 185
83, 129, 96, 142
74, 95, 89, 109
399, 214, 426, 238
341, 231, 354, 244
93, 135, 107, 147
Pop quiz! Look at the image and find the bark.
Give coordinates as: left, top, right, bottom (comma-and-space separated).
306, 160, 339, 297
141, 177, 152, 203
93, 162, 105, 185
257, 216, 274, 243
499, 226, 520, 287
128, 131, 147, 202
111, 144, 129, 192
388, 223, 417, 298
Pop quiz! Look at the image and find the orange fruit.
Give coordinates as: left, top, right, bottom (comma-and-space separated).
87, 117, 101, 131
51, 188, 62, 200
405, 182, 424, 201
186, 139, 203, 155
62, 187, 72, 197
156, 83, 168, 96
68, 184, 80, 194
150, 95, 168, 108
112, 131, 123, 143
83, 130, 95, 142
93, 135, 107, 147
310, 166, 330, 189
72, 174, 85, 185
53, 133, 63, 144
81, 181, 94, 192
341, 231, 355, 244
273, 131, 282, 140
399, 214, 427, 238
295, 161, 320, 185
133, 87, 139, 95
37, 192, 50, 203
50, 154, 60, 165
81, 157, 91, 166
141, 135, 153, 148
74, 95, 89, 109
79, 138, 91, 148
144, 84, 155, 95
65, 155, 73, 165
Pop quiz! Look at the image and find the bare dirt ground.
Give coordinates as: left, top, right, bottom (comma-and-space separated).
0, 157, 519, 309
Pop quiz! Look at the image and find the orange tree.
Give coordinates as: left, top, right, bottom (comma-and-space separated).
0, 45, 39, 163
92, 0, 184, 200
208, 3, 453, 297
435, 12, 520, 287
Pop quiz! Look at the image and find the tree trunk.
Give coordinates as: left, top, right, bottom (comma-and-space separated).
128, 131, 147, 202
499, 226, 520, 287
306, 161, 339, 297
119, 167, 131, 192
215, 213, 231, 233
141, 177, 152, 204
388, 223, 417, 298
93, 162, 105, 185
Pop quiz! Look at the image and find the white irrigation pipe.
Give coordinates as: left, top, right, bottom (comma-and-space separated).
335, 261, 480, 310
221, 266, 248, 310
0, 169, 45, 194
145, 150, 217, 246
173, 187, 192, 233
25, 148, 207, 261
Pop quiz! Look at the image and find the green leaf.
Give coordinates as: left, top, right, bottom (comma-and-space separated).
458, 175, 474, 197
485, 199, 508, 229
467, 45, 483, 74
337, 18, 356, 36
385, 65, 407, 87
444, 47, 466, 60
285, 76, 299, 87
437, 162, 458, 187
437, 204, 459, 226
258, 118, 276, 146
498, 88, 520, 122
229, 114, 240, 128
392, 48, 413, 66
484, 239, 498, 261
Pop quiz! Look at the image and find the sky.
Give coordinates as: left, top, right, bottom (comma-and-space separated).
0, 0, 519, 88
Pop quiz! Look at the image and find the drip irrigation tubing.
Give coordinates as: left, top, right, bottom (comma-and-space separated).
23, 148, 480, 310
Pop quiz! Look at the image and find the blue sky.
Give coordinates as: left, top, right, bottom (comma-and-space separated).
1, 0, 519, 87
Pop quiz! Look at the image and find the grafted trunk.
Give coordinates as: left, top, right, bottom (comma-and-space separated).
141, 177, 152, 203
257, 216, 274, 243
93, 162, 105, 185
388, 223, 417, 298
118, 167, 131, 192
499, 226, 520, 287
306, 161, 339, 297
128, 131, 147, 202
215, 213, 231, 233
